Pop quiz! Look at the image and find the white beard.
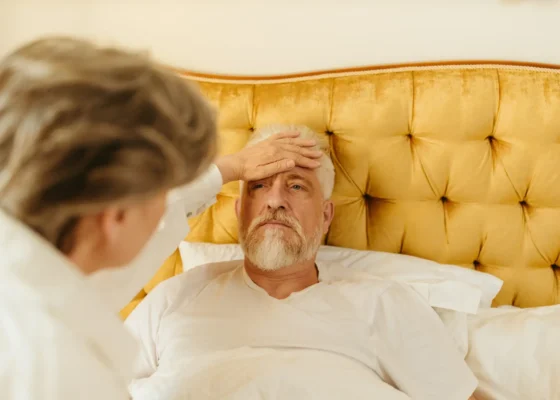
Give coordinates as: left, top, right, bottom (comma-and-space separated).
241, 224, 322, 272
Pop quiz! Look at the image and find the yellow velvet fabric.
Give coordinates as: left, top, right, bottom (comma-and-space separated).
120, 65, 560, 319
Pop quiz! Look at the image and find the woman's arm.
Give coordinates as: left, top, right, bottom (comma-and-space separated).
90, 131, 321, 312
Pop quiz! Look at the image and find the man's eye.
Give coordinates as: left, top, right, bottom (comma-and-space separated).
251, 183, 264, 190
291, 184, 302, 191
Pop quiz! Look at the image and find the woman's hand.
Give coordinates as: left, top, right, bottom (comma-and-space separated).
215, 131, 323, 184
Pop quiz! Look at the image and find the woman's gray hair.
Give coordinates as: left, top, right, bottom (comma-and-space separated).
246, 124, 334, 199
0, 37, 217, 251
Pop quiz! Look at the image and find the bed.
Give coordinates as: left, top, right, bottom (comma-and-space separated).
122, 61, 560, 316
121, 62, 560, 399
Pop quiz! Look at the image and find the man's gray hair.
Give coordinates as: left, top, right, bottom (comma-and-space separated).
246, 124, 335, 199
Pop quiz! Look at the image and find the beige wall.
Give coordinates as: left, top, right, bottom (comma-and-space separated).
1, 0, 559, 75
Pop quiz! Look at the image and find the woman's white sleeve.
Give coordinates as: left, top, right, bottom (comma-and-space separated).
89, 165, 223, 312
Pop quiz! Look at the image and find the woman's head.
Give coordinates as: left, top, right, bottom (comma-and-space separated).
0, 37, 217, 272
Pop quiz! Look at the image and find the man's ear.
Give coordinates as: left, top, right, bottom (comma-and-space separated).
322, 200, 334, 232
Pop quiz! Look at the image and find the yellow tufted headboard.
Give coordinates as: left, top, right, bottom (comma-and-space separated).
120, 62, 560, 319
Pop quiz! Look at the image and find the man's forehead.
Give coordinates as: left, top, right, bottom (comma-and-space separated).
248, 167, 319, 183
286, 166, 318, 179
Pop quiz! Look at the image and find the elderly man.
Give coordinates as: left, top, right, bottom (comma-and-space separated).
125, 125, 479, 400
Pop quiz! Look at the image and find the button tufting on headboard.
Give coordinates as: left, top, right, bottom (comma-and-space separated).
174, 64, 560, 308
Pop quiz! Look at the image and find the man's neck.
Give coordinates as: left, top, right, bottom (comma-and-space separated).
244, 259, 319, 299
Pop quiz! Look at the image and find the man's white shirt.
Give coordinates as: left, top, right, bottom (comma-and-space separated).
125, 260, 478, 400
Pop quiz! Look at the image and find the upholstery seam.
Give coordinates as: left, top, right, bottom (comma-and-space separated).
250, 84, 256, 128
490, 69, 523, 201
411, 138, 440, 199
442, 200, 450, 246
181, 64, 560, 85
399, 230, 407, 254
328, 78, 335, 131
408, 71, 440, 199
488, 71, 501, 172
491, 70, 501, 137
323, 78, 336, 246
328, 141, 363, 196
409, 70, 415, 135
522, 205, 550, 267
498, 147, 523, 200
553, 268, 559, 303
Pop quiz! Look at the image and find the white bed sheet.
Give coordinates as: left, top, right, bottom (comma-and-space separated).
466, 305, 560, 400
130, 347, 409, 400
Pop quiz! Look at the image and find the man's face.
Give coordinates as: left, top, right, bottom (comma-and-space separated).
236, 167, 334, 271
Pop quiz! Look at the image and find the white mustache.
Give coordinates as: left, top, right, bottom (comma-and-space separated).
247, 211, 304, 239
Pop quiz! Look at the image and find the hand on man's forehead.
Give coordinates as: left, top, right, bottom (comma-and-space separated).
248, 166, 319, 185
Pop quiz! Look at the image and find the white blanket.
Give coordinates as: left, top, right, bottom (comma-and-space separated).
466, 305, 560, 400
130, 347, 409, 400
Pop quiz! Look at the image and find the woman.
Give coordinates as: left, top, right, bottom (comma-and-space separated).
0, 37, 321, 399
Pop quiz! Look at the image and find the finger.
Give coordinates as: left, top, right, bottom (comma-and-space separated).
292, 155, 321, 169
268, 131, 301, 141
274, 148, 322, 167
253, 147, 321, 175
249, 159, 296, 181
279, 144, 323, 158
276, 137, 317, 147
262, 149, 322, 169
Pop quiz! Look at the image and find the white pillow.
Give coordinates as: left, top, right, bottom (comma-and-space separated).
178, 242, 502, 312
466, 305, 560, 400
179, 242, 504, 359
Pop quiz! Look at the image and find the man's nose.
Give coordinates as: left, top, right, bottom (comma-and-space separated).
265, 181, 287, 210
